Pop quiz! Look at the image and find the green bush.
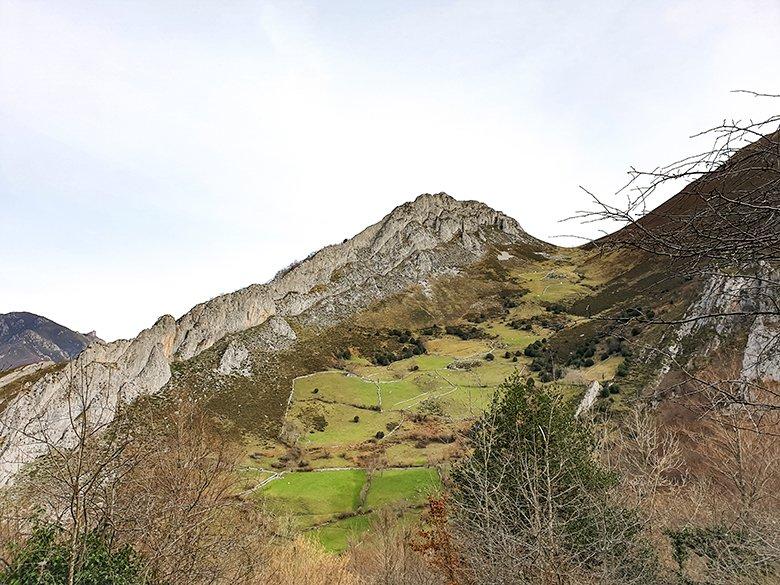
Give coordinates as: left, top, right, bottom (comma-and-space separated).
1, 521, 144, 585
451, 376, 656, 580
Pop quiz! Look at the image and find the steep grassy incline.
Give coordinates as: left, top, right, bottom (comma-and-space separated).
166, 239, 708, 549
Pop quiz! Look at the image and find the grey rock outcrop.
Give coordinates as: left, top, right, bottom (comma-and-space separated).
0, 315, 176, 482
575, 381, 601, 418
0, 193, 537, 483
217, 341, 252, 377
654, 263, 780, 392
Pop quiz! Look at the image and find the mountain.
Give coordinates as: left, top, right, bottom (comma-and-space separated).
0, 193, 543, 482
0, 155, 776, 488
0, 312, 100, 371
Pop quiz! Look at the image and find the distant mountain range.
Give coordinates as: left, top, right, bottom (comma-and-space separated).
0, 312, 100, 371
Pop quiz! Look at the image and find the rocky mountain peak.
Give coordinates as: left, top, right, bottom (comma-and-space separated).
384, 192, 524, 239
0, 193, 538, 483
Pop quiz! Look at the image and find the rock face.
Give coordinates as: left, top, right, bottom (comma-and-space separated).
0, 193, 539, 483
575, 381, 601, 418
0, 312, 99, 371
657, 263, 780, 384
0, 316, 176, 482
217, 341, 252, 377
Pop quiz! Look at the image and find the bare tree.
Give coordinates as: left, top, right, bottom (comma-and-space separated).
429, 378, 658, 585
2, 363, 274, 584
348, 507, 442, 585
575, 94, 779, 413
113, 401, 273, 584
602, 404, 684, 529
13, 362, 137, 585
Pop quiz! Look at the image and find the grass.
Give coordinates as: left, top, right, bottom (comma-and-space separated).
234, 467, 276, 492
293, 401, 397, 446
425, 337, 492, 358
383, 443, 430, 467
365, 467, 441, 509
294, 371, 380, 407
260, 467, 440, 550
481, 322, 539, 348
352, 354, 454, 380
260, 469, 366, 525
383, 440, 459, 467
514, 265, 590, 303
312, 468, 439, 551
311, 513, 373, 553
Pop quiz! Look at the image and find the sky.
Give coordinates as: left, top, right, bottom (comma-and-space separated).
1, 0, 779, 341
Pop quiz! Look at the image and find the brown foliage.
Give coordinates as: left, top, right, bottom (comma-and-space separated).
412, 496, 465, 585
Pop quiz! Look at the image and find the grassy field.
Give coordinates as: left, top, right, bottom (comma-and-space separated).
260, 469, 366, 526
294, 371, 380, 407
289, 342, 534, 451
246, 248, 635, 551
292, 401, 398, 447
260, 467, 441, 551
365, 467, 440, 509
312, 514, 374, 553
274, 251, 628, 469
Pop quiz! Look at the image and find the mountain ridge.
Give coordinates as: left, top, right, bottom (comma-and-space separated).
0, 192, 539, 482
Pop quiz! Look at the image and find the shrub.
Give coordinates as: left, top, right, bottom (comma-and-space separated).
1, 521, 144, 585
524, 340, 545, 358
445, 324, 487, 341
336, 348, 352, 360
375, 431, 385, 440
485, 353, 495, 361
450, 376, 655, 580
420, 324, 442, 337
418, 397, 445, 417
312, 415, 328, 432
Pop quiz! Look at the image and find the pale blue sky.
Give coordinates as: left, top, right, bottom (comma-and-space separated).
1, 0, 778, 340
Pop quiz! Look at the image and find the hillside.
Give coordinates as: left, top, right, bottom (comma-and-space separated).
0, 312, 99, 371
0, 157, 777, 555
0, 193, 543, 482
